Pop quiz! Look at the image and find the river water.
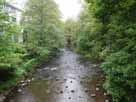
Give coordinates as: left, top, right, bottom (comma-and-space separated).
3, 48, 111, 102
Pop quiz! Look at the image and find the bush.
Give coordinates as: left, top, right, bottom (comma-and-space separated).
75, 0, 136, 101
16, 58, 37, 77
101, 51, 136, 102
0, 58, 37, 91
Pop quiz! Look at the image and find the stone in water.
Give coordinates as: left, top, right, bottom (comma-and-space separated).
91, 94, 96, 97
96, 87, 100, 91
71, 90, 75, 93
105, 99, 109, 102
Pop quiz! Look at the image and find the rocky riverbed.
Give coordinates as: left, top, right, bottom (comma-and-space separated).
2, 48, 111, 102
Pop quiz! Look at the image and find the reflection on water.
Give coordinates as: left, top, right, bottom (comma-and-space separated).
4, 48, 111, 102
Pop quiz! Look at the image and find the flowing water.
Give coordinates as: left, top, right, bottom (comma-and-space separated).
3, 48, 111, 102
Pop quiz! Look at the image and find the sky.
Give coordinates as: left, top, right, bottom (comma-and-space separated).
55, 0, 83, 21
10, 0, 83, 21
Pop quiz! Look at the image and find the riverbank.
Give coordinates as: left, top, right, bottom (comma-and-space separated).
0, 49, 60, 102
2, 48, 111, 102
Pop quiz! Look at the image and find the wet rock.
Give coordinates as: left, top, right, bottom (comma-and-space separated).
96, 87, 100, 91
105, 99, 109, 102
64, 79, 67, 81
91, 94, 96, 97
85, 88, 89, 93
43, 67, 49, 70
92, 64, 98, 67
65, 86, 68, 88
104, 92, 107, 96
51, 67, 57, 71
31, 78, 34, 81
80, 81, 83, 84
18, 89, 22, 93
27, 79, 31, 83
60, 91, 63, 94
4, 49, 111, 102
55, 78, 59, 81
20, 80, 25, 83
21, 83, 27, 87
71, 90, 75, 93
79, 96, 82, 98
0, 96, 6, 102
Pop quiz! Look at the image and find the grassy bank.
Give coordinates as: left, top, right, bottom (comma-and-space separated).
0, 48, 59, 93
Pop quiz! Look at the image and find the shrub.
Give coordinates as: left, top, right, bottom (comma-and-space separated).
101, 51, 136, 102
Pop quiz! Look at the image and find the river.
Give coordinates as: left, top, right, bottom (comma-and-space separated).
3, 48, 111, 102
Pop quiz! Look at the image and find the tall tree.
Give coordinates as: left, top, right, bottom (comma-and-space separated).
0, 0, 25, 88
64, 19, 79, 47
76, 0, 136, 101
0, 0, 22, 69
22, 0, 64, 59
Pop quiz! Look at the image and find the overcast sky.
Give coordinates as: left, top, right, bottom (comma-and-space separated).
55, 0, 83, 21
10, 0, 83, 21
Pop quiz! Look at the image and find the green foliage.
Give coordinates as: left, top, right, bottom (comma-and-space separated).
22, 0, 64, 60
76, 0, 136, 101
0, 0, 65, 92
101, 51, 136, 102
0, 0, 23, 70
0, 0, 26, 91
16, 59, 37, 76
75, 6, 104, 59
0, 78, 18, 91
64, 19, 79, 47
37, 48, 50, 62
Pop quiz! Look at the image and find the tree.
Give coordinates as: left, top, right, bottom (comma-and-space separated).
22, 0, 64, 60
76, 0, 136, 101
0, 0, 26, 92
0, 0, 22, 70
64, 19, 79, 47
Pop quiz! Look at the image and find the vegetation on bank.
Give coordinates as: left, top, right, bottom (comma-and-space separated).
74, 0, 136, 102
0, 0, 64, 92
0, 0, 136, 102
